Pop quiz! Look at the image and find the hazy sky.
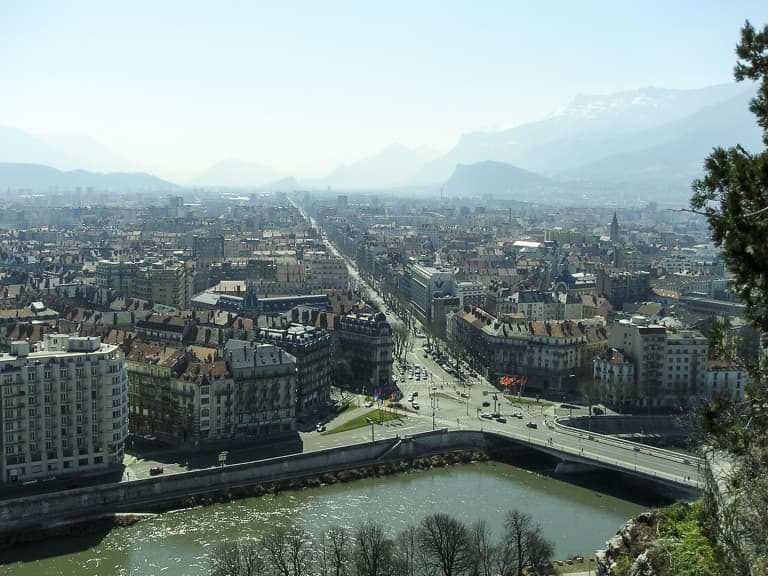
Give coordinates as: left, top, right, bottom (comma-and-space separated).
1, 1, 766, 179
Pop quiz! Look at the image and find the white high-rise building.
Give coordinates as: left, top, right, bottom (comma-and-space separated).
0, 335, 128, 484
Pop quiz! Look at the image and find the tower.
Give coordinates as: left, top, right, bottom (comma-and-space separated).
610, 212, 620, 242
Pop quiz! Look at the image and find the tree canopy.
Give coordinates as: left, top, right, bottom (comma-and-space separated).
690, 21, 768, 574
691, 21, 768, 334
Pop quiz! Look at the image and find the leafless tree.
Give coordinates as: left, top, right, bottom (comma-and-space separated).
209, 539, 267, 576
392, 324, 411, 361
466, 520, 499, 576
391, 524, 421, 576
261, 524, 314, 576
352, 520, 394, 576
417, 513, 471, 576
501, 510, 554, 576
317, 526, 351, 576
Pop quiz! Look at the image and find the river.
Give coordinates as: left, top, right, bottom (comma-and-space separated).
1, 461, 653, 575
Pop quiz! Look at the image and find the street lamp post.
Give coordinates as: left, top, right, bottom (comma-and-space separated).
366, 417, 374, 443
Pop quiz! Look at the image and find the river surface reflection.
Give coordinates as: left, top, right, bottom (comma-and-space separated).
1, 462, 650, 575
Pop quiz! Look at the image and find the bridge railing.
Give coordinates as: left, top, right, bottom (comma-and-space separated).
480, 427, 701, 490
552, 416, 702, 467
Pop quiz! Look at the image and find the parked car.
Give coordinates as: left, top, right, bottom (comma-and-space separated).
526, 422, 538, 429
480, 412, 493, 419
592, 406, 605, 415
495, 416, 507, 423
316, 424, 326, 432
412, 402, 420, 410
482, 401, 490, 407
149, 466, 164, 475
364, 401, 374, 408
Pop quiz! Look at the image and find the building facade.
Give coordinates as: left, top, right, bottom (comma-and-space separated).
224, 340, 297, 436
253, 323, 333, 419
303, 251, 349, 290
599, 316, 709, 407
0, 335, 128, 484
134, 260, 190, 310
453, 307, 607, 394
334, 313, 393, 395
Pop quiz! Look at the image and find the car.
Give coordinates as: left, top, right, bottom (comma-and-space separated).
460, 392, 469, 398
422, 374, 429, 381
592, 406, 605, 415
495, 416, 507, 423
480, 412, 493, 419
149, 466, 164, 475
482, 401, 490, 407
411, 402, 420, 410
514, 412, 524, 419
423, 352, 428, 358
316, 424, 326, 432
491, 412, 501, 418
412, 391, 418, 397
364, 401, 374, 408
526, 422, 538, 429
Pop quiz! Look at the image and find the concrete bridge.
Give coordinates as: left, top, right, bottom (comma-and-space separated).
474, 416, 702, 492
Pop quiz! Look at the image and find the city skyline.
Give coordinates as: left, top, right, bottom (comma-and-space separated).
1, 1, 766, 180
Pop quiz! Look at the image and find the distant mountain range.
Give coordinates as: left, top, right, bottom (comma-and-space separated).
0, 163, 178, 191
0, 126, 136, 173
313, 143, 439, 189
443, 161, 555, 197
189, 158, 279, 188
0, 82, 761, 199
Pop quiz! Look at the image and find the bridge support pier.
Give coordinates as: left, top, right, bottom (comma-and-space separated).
554, 461, 601, 474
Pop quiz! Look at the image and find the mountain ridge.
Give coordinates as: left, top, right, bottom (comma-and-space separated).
0, 162, 179, 191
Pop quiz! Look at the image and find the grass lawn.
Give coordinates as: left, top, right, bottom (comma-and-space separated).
551, 556, 596, 574
503, 395, 553, 408
323, 408, 405, 435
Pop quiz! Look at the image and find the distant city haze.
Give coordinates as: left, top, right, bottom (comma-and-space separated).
0, 1, 765, 185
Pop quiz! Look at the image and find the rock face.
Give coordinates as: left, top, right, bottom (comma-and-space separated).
595, 512, 659, 576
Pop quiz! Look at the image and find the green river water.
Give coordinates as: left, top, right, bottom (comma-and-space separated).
0, 461, 652, 575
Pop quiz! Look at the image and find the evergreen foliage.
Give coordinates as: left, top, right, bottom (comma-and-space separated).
690, 20, 768, 574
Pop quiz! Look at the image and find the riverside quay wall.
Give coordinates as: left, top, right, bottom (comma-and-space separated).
0, 429, 489, 537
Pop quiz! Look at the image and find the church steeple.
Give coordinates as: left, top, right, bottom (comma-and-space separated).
610, 212, 619, 242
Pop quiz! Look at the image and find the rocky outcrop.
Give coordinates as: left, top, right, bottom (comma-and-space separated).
595, 512, 659, 576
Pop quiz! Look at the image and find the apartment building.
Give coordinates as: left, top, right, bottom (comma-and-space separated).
597, 270, 650, 309
452, 307, 607, 394
95, 259, 140, 295
134, 260, 190, 310
597, 316, 709, 407
408, 263, 455, 324
334, 313, 393, 395
127, 340, 297, 445
224, 340, 297, 436
706, 361, 747, 402
485, 289, 584, 322
96, 258, 190, 310
303, 251, 349, 290
0, 334, 128, 484
253, 323, 333, 418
